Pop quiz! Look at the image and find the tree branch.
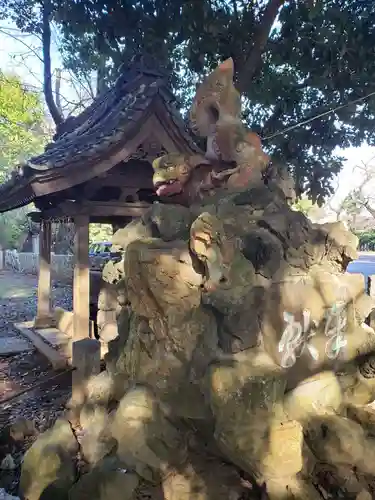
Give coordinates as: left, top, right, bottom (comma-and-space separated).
335, 159, 375, 222
96, 32, 107, 96
326, 176, 345, 221
231, 0, 239, 21
358, 199, 375, 220
236, 0, 286, 94
0, 27, 43, 63
65, 98, 92, 117
41, 0, 64, 127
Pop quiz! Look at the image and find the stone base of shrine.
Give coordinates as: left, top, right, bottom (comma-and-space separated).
33, 314, 57, 330
14, 321, 70, 370
14, 310, 108, 371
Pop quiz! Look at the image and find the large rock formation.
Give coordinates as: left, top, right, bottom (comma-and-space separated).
90, 180, 375, 499
19, 58, 375, 500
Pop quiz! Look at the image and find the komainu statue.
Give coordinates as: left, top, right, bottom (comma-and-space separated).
153, 58, 273, 206
21, 59, 375, 500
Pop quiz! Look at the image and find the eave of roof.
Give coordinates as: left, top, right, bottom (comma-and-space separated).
0, 57, 200, 214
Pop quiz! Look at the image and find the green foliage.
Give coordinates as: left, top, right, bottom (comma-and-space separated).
89, 224, 113, 244
0, 72, 47, 180
357, 230, 375, 251
341, 193, 362, 216
337, 191, 364, 231
0, 206, 29, 248
0, 73, 47, 248
2, 0, 375, 202
292, 197, 315, 215
292, 195, 329, 222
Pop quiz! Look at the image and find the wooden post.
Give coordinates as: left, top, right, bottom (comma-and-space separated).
73, 215, 90, 341
34, 220, 53, 329
32, 234, 40, 254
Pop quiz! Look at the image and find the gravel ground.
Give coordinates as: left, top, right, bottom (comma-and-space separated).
0, 271, 74, 494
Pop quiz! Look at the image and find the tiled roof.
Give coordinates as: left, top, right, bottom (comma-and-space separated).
0, 54, 200, 213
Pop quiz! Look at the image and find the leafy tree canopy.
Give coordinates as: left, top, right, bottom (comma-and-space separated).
89, 224, 113, 245
0, 72, 47, 248
1, 0, 375, 203
292, 197, 315, 215
357, 231, 375, 251
0, 72, 46, 180
0, 206, 29, 248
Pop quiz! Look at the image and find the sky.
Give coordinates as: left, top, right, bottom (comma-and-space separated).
1, 21, 375, 217
0, 21, 71, 104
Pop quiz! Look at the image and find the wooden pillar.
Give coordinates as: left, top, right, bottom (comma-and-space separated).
32, 234, 40, 254
73, 215, 90, 341
34, 220, 53, 328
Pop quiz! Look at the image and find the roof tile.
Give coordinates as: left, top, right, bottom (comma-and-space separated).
0, 55, 200, 212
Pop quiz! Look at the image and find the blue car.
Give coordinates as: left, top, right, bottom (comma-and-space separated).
89, 241, 114, 271
89, 241, 113, 258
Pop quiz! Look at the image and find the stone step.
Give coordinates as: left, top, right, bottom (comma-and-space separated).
14, 320, 108, 371
14, 321, 69, 370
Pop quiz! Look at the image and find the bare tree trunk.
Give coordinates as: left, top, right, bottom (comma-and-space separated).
55, 68, 63, 115
364, 202, 375, 220
41, 0, 64, 127
236, 0, 286, 93
96, 32, 107, 96
97, 60, 106, 96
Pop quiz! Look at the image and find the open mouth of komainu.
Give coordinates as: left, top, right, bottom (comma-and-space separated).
154, 179, 184, 197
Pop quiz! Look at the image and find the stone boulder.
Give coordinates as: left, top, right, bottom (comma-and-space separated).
283, 371, 343, 422
20, 419, 78, 500
110, 386, 186, 482
68, 458, 139, 500
18, 56, 375, 500
22, 183, 375, 499
91, 184, 375, 497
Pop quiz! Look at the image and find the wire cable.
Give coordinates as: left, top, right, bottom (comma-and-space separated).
262, 89, 375, 141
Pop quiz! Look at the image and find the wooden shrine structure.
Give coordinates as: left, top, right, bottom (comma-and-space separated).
0, 55, 201, 351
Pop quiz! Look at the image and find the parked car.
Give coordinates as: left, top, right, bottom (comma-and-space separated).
89, 241, 113, 271
89, 241, 113, 258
